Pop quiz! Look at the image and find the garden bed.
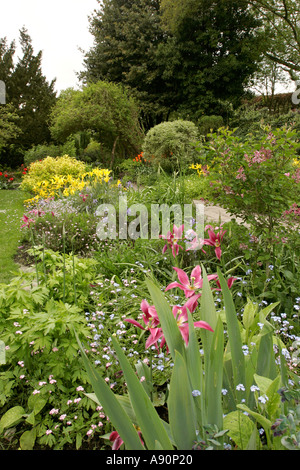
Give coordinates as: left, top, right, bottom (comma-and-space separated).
0, 125, 299, 451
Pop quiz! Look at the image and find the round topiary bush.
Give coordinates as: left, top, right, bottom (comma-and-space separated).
142, 119, 199, 172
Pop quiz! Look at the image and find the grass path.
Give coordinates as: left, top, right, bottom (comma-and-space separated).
0, 189, 29, 284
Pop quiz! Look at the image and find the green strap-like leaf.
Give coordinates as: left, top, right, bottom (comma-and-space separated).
185, 310, 204, 428
217, 268, 246, 395
205, 316, 224, 431
111, 335, 174, 450
199, 266, 219, 372
145, 277, 185, 361
168, 350, 197, 450
75, 333, 144, 450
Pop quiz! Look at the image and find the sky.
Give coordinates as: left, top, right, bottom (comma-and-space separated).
0, 0, 100, 94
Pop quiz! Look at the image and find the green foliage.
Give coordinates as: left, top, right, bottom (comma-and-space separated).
0, 104, 21, 152
198, 115, 224, 136
81, 0, 266, 126
20, 155, 87, 192
0, 28, 57, 167
142, 120, 199, 172
80, 0, 169, 129
78, 268, 293, 450
23, 144, 61, 167
159, 0, 265, 118
250, 0, 300, 80
49, 81, 143, 168
0, 249, 111, 449
198, 126, 300, 246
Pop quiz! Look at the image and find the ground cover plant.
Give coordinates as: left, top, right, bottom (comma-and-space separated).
0, 120, 300, 451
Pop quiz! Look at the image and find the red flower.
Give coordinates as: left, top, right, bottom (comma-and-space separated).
10, 177, 14, 181
109, 430, 144, 450
0, 172, 2, 176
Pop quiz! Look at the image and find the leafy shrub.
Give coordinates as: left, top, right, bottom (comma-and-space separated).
198, 115, 224, 136
20, 156, 87, 193
0, 250, 111, 449
23, 144, 61, 167
142, 120, 199, 172
197, 126, 300, 245
0, 171, 15, 189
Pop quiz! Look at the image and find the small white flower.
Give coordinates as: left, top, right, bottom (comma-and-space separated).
236, 383, 245, 391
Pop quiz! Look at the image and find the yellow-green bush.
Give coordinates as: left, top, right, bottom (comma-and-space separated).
20, 155, 87, 192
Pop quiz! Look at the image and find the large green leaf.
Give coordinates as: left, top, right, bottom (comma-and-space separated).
0, 406, 25, 433
254, 374, 281, 420
237, 403, 272, 445
168, 350, 197, 450
111, 335, 174, 450
223, 410, 255, 450
256, 323, 277, 379
76, 334, 144, 450
20, 428, 36, 450
145, 277, 185, 361
205, 316, 224, 431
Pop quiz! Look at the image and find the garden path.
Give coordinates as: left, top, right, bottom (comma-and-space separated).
193, 200, 249, 227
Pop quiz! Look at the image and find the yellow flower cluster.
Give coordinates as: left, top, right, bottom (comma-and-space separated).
293, 158, 300, 168
189, 163, 210, 176
24, 168, 113, 205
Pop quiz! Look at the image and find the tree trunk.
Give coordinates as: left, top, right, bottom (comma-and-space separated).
110, 135, 119, 168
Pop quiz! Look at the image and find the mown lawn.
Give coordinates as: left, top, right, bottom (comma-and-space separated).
0, 190, 29, 283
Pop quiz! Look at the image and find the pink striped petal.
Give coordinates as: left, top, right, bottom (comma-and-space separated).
124, 319, 145, 330
194, 320, 214, 332
173, 267, 190, 287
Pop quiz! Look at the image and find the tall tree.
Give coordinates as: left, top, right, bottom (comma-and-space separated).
0, 28, 57, 166
50, 81, 143, 167
249, 0, 300, 81
159, 0, 266, 119
81, 0, 266, 125
0, 104, 21, 153
7, 27, 57, 150
79, 0, 172, 128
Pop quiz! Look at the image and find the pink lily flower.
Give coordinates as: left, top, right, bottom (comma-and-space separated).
125, 300, 163, 350
172, 295, 213, 345
165, 265, 218, 298
110, 430, 144, 450
160, 224, 184, 258
203, 225, 226, 260
125, 294, 213, 353
185, 229, 206, 253
215, 276, 237, 291
20, 214, 35, 229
